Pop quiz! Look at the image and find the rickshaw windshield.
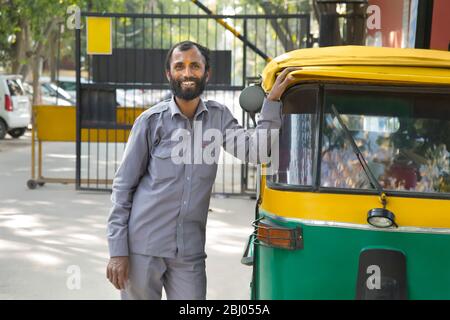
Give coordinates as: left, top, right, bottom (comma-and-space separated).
321, 89, 450, 195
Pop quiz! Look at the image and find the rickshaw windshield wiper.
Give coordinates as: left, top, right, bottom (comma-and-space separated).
330, 105, 387, 202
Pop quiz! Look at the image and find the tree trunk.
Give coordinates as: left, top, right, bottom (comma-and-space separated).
17, 20, 32, 82
11, 18, 30, 77
32, 55, 43, 105
314, 1, 342, 46
48, 29, 58, 82
29, 19, 58, 104
313, 0, 367, 47
346, 3, 368, 45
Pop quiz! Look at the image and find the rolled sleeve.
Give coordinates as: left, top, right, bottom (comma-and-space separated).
258, 98, 282, 126
222, 98, 281, 163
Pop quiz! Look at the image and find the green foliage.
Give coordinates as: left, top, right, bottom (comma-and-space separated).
0, 0, 83, 71
0, 0, 312, 73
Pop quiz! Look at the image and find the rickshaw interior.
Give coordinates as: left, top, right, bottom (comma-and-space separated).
272, 84, 450, 198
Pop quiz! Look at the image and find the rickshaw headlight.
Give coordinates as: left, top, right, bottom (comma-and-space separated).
367, 208, 397, 228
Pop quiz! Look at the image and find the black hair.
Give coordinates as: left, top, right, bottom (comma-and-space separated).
165, 41, 210, 72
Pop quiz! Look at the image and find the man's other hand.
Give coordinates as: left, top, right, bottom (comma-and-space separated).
267, 67, 302, 102
106, 256, 129, 290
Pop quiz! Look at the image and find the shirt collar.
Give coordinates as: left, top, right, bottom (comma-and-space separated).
169, 95, 209, 119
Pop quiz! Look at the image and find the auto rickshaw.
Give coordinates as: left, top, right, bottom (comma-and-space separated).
240, 46, 450, 300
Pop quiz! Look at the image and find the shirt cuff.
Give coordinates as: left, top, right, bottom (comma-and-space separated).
108, 238, 129, 257
260, 98, 282, 120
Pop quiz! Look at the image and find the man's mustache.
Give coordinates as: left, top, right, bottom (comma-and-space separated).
177, 77, 201, 83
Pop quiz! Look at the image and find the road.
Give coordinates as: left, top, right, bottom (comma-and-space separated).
0, 131, 254, 299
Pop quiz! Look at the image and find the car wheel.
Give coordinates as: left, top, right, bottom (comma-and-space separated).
0, 120, 7, 139
8, 128, 26, 138
27, 179, 37, 190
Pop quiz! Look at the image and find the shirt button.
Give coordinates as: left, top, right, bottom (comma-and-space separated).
183, 201, 187, 205
187, 177, 190, 181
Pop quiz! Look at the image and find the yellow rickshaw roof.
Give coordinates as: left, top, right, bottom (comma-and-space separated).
261, 46, 450, 92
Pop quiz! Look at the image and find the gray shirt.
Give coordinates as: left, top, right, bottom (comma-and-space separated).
107, 96, 281, 258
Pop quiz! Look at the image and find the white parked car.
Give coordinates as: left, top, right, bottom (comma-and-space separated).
40, 82, 75, 106
23, 80, 74, 106
116, 89, 172, 107
44, 76, 171, 107
53, 76, 87, 100
0, 74, 31, 139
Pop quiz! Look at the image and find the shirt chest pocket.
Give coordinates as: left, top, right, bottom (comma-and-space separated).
150, 142, 180, 181
196, 163, 218, 181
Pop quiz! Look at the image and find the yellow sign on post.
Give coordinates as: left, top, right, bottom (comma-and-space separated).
86, 17, 112, 55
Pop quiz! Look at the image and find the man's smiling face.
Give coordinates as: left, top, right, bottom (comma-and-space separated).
166, 46, 209, 101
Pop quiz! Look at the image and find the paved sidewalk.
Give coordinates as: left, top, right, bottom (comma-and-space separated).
0, 132, 254, 299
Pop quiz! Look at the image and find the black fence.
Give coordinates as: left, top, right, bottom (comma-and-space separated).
75, 11, 311, 195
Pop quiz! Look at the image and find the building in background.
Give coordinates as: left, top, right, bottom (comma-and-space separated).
316, 0, 449, 50
367, 0, 449, 50
430, 0, 450, 51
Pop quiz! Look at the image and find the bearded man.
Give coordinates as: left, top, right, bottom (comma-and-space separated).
106, 40, 297, 300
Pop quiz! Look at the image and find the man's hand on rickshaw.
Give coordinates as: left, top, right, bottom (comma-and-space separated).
267, 67, 302, 102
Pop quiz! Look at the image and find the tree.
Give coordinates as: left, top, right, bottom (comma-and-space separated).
243, 0, 368, 49
230, 0, 311, 52
0, 0, 369, 105
313, 0, 368, 46
0, 0, 116, 103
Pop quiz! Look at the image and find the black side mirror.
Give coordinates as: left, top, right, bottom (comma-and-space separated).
239, 85, 266, 126
239, 85, 265, 114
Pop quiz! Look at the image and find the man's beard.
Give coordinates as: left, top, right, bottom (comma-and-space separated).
169, 74, 207, 101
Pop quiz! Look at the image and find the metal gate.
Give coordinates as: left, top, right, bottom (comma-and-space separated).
75, 9, 311, 195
